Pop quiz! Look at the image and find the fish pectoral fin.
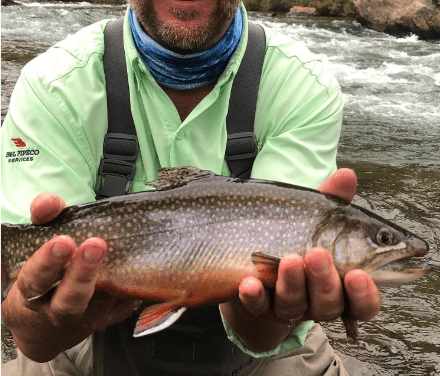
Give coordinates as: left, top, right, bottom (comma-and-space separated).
25, 267, 67, 301
251, 252, 281, 287
341, 312, 358, 341
26, 280, 61, 302
133, 302, 187, 337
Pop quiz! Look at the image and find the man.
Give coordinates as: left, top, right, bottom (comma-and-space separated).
1, 0, 380, 375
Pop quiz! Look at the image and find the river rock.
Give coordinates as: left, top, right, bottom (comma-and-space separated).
349, 0, 440, 39
287, 6, 318, 17
1, 0, 20, 5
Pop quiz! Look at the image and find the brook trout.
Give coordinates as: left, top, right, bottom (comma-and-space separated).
1, 167, 431, 339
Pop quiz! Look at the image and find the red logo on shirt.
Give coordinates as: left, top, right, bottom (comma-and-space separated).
12, 138, 26, 148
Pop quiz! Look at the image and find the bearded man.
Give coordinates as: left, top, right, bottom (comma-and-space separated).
1, 1, 380, 375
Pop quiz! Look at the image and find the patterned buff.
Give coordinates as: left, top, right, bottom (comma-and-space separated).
129, 7, 243, 90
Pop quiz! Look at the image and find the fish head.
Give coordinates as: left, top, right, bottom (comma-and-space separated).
313, 204, 431, 286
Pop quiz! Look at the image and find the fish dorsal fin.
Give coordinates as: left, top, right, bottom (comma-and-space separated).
133, 302, 187, 337
148, 167, 216, 191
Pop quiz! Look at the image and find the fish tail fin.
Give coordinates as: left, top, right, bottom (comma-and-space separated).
251, 251, 281, 288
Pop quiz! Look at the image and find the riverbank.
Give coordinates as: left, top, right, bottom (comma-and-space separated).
1, 0, 355, 18
243, 0, 355, 17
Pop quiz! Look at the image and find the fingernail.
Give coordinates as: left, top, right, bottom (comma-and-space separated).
241, 289, 263, 302
84, 246, 104, 264
52, 242, 71, 259
309, 256, 330, 274
348, 275, 367, 295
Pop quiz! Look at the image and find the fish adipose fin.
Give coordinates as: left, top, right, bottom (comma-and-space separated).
251, 252, 281, 287
134, 302, 187, 337
148, 167, 216, 191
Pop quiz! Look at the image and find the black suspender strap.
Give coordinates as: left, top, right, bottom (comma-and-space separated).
96, 18, 139, 200
225, 22, 265, 179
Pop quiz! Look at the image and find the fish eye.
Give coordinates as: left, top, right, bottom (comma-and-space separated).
376, 229, 394, 245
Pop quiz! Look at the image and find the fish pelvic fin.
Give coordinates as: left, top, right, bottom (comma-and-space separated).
341, 312, 358, 341
133, 302, 187, 337
251, 252, 281, 288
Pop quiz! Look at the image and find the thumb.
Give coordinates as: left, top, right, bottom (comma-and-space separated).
30, 192, 68, 225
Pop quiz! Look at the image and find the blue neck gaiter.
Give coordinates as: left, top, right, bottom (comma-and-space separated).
129, 7, 243, 90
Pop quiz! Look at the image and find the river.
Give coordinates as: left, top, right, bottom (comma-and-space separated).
1, 2, 439, 375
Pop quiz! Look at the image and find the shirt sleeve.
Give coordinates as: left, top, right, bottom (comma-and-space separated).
1, 65, 99, 224
219, 307, 315, 358
251, 30, 343, 190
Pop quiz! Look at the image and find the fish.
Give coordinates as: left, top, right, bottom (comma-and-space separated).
1, 167, 431, 340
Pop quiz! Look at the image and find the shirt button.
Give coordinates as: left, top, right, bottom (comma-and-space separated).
176, 131, 183, 140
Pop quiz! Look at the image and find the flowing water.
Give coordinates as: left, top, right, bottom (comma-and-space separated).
1, 3, 439, 375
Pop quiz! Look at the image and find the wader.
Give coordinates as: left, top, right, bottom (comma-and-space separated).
93, 18, 268, 375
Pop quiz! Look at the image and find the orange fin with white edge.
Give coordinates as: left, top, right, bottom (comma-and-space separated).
251, 251, 281, 287
133, 302, 187, 337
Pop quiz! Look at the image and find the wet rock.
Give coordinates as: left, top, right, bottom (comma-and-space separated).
287, 6, 318, 17
349, 0, 440, 40
1, 0, 20, 5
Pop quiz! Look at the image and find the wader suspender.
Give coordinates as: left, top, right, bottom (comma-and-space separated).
95, 18, 265, 200
93, 17, 266, 376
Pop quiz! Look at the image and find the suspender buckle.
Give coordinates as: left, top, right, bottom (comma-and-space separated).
225, 132, 258, 161
103, 133, 139, 161
96, 159, 136, 199
95, 133, 139, 199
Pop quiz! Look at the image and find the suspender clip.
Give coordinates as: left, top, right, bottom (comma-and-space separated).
103, 133, 139, 161
225, 132, 258, 161
96, 133, 139, 199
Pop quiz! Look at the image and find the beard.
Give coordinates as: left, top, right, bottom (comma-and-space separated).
128, 0, 242, 53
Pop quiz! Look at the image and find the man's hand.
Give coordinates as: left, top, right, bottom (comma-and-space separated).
220, 169, 381, 353
1, 193, 141, 363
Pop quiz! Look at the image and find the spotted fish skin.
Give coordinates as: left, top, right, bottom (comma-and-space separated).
1, 167, 430, 313
2, 169, 330, 305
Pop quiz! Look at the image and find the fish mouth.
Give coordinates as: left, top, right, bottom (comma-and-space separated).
368, 257, 432, 287
364, 236, 431, 286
